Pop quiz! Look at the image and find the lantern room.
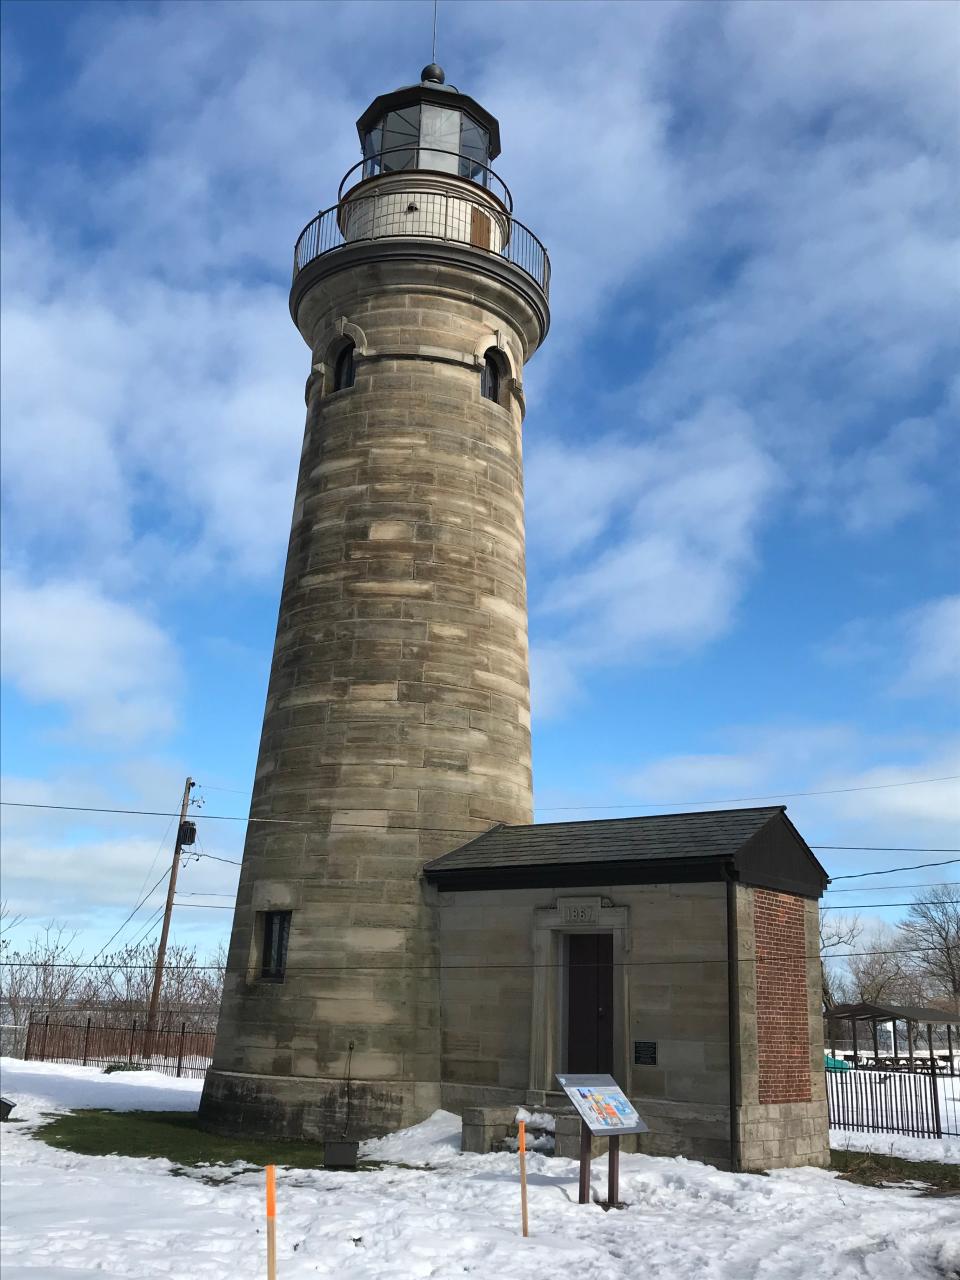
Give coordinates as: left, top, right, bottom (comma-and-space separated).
352, 64, 506, 202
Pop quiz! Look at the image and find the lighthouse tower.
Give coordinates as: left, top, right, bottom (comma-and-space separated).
200, 65, 549, 1140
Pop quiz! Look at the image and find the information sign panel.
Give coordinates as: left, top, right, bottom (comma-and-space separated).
555, 1073, 649, 1136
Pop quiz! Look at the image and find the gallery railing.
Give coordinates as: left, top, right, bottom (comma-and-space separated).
339, 148, 514, 211
292, 190, 550, 298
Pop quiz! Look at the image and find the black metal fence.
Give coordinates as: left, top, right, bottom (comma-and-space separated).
827, 1068, 960, 1139
293, 193, 550, 296
24, 1013, 216, 1080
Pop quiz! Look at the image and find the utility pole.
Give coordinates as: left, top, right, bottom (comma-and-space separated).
142, 777, 194, 1060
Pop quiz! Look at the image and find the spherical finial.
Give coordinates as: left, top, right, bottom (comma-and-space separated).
421, 63, 445, 84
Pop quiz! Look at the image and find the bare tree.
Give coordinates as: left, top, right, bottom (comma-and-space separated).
0, 922, 81, 1026
1, 911, 225, 1035
819, 911, 862, 1010
73, 938, 225, 1026
900, 887, 960, 1015
845, 921, 909, 1005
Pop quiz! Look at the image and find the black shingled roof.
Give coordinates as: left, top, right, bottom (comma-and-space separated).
423, 805, 828, 898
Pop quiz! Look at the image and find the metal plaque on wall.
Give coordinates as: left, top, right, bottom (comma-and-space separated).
634, 1040, 657, 1066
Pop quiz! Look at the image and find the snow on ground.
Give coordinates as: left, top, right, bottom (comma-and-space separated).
1, 1058, 203, 1116
830, 1128, 960, 1165
2, 1060, 959, 1280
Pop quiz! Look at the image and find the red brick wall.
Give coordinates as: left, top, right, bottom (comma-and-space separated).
754, 889, 811, 1104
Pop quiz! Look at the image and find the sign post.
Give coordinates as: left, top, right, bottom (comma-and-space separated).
265, 1164, 277, 1280
578, 1118, 592, 1204
518, 1119, 529, 1237
556, 1074, 648, 1209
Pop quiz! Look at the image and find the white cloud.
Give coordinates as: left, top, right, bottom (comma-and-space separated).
616, 725, 960, 855
0, 573, 179, 742
0, 768, 241, 943
821, 594, 960, 704
1, 3, 955, 750
527, 399, 780, 712
823, 750, 960, 832
898, 596, 960, 698
1, 216, 305, 586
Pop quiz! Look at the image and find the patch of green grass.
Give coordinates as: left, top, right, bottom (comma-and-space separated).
32, 1109, 333, 1170
830, 1147, 960, 1194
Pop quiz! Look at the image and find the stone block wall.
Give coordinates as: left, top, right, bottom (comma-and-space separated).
435, 882, 737, 1165
200, 245, 548, 1140
436, 880, 829, 1170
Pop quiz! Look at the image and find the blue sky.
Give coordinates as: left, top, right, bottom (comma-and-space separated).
1, 0, 957, 957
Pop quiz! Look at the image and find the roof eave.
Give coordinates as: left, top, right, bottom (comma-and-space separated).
423, 854, 731, 893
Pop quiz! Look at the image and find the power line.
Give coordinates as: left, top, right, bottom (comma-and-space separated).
131, 812, 176, 907
825, 881, 958, 894
187, 773, 960, 821
831, 858, 960, 881
3, 770, 956, 831
812, 846, 959, 853
127, 905, 166, 949
80, 870, 171, 971
0, 801, 296, 824
164, 853, 960, 881
180, 890, 958, 914
533, 775, 960, 812
2, 942, 954, 974
820, 899, 957, 911
180, 896, 953, 914
2, 797, 957, 852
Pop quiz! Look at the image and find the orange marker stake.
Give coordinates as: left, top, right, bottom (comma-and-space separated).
266, 1164, 277, 1280
518, 1120, 529, 1238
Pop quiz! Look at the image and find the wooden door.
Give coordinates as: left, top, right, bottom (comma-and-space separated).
470, 206, 491, 249
566, 933, 614, 1074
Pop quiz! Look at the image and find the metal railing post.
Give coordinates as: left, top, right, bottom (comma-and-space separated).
81, 1016, 92, 1066
40, 1014, 50, 1062
128, 1018, 138, 1064
176, 1022, 187, 1078
929, 1065, 943, 1139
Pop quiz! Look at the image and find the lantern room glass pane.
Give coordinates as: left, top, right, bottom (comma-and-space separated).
420, 104, 460, 174
362, 125, 383, 178
459, 115, 490, 185
382, 105, 420, 172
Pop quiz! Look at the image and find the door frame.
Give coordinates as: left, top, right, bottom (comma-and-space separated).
528, 897, 630, 1098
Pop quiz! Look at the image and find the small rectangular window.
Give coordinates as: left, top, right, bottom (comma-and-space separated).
260, 911, 291, 982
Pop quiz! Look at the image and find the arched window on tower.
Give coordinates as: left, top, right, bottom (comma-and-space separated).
480, 350, 501, 404
333, 341, 356, 392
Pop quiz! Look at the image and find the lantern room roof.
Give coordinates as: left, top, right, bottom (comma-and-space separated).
356, 69, 501, 159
